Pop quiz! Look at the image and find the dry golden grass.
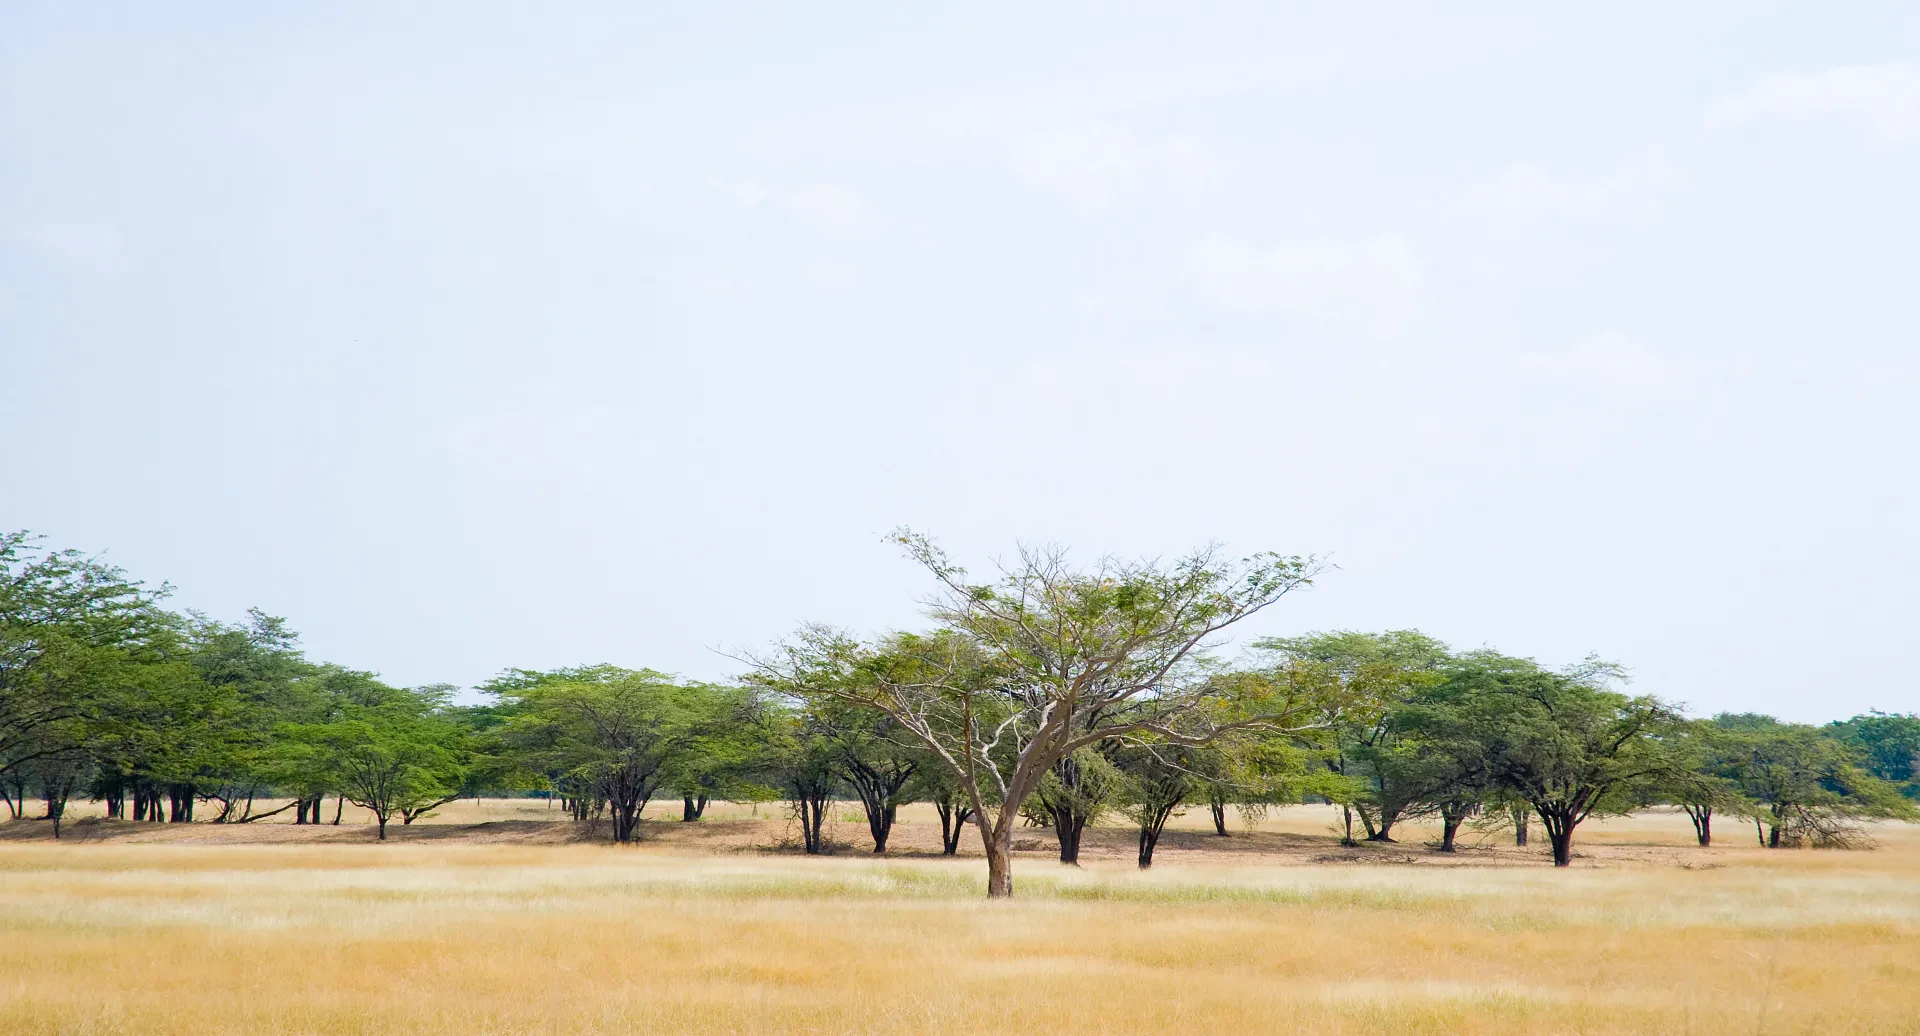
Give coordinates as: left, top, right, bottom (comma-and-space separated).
3, 806, 1917, 1034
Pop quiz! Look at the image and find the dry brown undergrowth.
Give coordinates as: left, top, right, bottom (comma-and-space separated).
3, 803, 1917, 1035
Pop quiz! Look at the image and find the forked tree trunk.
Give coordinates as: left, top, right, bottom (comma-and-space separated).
793, 790, 830, 854
1209, 795, 1229, 837
1684, 805, 1712, 847
1364, 804, 1400, 842
934, 799, 973, 855
1136, 801, 1179, 869
1549, 828, 1572, 866
681, 796, 709, 822
1534, 805, 1579, 867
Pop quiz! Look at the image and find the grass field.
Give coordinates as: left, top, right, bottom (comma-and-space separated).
3, 804, 1918, 1034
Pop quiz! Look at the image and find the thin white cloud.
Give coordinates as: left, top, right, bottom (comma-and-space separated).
1012, 126, 1228, 212
1522, 332, 1706, 405
1457, 152, 1686, 230
716, 180, 887, 239
748, 56, 1343, 167
15, 224, 126, 273
1181, 233, 1423, 332
1704, 64, 1920, 146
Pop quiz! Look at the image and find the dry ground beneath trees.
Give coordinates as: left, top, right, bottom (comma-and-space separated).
3, 801, 1918, 1034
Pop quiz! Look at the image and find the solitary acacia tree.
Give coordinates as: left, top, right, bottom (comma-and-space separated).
747, 531, 1331, 898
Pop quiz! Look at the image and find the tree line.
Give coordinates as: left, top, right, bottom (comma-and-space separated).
4, 530, 1914, 896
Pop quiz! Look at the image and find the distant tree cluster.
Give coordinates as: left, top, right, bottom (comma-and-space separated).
5, 530, 1915, 898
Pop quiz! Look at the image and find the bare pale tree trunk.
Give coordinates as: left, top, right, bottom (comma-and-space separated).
984, 829, 1012, 897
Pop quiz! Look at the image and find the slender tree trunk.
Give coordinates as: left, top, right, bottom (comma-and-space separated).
375, 813, 388, 840
1137, 802, 1177, 869
1754, 817, 1766, 848
333, 795, 345, 825
1341, 805, 1358, 847
1209, 795, 1229, 837
1511, 805, 1529, 847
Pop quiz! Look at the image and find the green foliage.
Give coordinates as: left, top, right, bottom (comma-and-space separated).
1828, 711, 1920, 796
495, 669, 754, 843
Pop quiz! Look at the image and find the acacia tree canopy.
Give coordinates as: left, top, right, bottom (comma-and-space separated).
747, 531, 1338, 898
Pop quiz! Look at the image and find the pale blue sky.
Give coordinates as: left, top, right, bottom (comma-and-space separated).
4, 5, 1917, 719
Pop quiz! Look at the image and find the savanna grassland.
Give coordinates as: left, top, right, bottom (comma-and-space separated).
5, 804, 1918, 1035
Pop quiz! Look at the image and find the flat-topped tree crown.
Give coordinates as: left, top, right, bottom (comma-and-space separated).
746, 530, 1332, 898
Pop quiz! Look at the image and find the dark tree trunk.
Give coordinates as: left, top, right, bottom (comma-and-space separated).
1439, 814, 1462, 852
1684, 805, 1712, 847
1363, 803, 1401, 842
1209, 794, 1229, 837
1512, 805, 1529, 847
867, 803, 897, 853
795, 792, 829, 854
1137, 801, 1178, 869
681, 796, 705, 822
375, 813, 388, 840
1549, 829, 1572, 866
1052, 810, 1088, 865
294, 798, 308, 825
167, 785, 195, 823
934, 798, 974, 856
1530, 805, 1580, 867
1340, 805, 1358, 847
333, 795, 345, 825
843, 761, 914, 855
611, 800, 643, 843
